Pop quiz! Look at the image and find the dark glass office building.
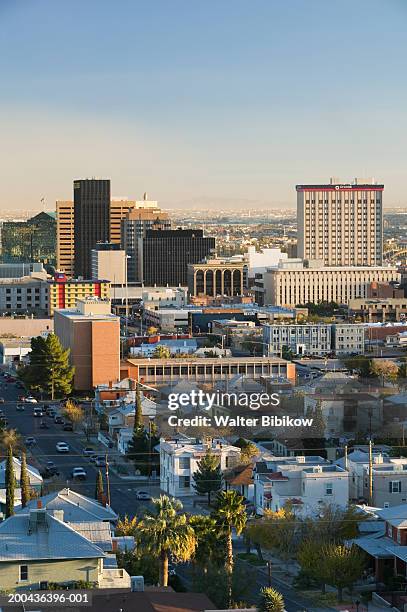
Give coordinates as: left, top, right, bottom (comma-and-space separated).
1, 212, 57, 266
140, 229, 215, 286
74, 179, 110, 278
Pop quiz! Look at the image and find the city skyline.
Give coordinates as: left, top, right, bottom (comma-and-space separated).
1, 0, 407, 210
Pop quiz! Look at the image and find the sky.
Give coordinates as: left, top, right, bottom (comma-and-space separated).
0, 0, 406, 211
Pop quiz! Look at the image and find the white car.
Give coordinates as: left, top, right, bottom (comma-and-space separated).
56, 442, 70, 453
25, 396, 38, 404
71, 467, 87, 480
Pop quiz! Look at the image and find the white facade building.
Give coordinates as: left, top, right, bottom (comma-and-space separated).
246, 246, 287, 279
254, 456, 349, 516
160, 437, 241, 498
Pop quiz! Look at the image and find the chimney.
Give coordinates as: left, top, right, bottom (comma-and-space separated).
109, 380, 113, 389
112, 539, 118, 552
37, 500, 42, 509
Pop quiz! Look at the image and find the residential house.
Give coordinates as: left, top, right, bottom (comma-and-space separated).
363, 458, 407, 508
335, 450, 389, 501
0, 508, 118, 590
254, 455, 349, 516
160, 437, 241, 497
16, 488, 118, 523
225, 463, 255, 502
304, 392, 382, 439
108, 395, 157, 438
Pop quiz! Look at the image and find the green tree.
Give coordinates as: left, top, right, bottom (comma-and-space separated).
323, 544, 366, 602
258, 587, 285, 612
137, 495, 196, 587
343, 355, 372, 378
19, 334, 74, 399
212, 490, 247, 605
20, 450, 31, 508
189, 514, 226, 570
234, 438, 258, 464
152, 345, 171, 359
245, 506, 298, 562
193, 449, 223, 504
297, 538, 326, 592
95, 469, 104, 502
126, 385, 149, 475
5, 446, 15, 518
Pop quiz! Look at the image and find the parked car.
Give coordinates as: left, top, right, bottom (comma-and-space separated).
63, 422, 73, 431
54, 415, 64, 424
25, 437, 36, 447
56, 442, 70, 453
16, 404, 25, 411
94, 456, 106, 467
25, 396, 38, 404
71, 467, 87, 480
43, 461, 59, 478
83, 447, 96, 457
136, 490, 152, 501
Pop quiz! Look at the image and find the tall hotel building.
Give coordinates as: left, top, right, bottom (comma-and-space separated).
297, 178, 384, 266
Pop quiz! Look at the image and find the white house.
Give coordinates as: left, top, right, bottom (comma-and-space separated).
117, 428, 133, 455
254, 456, 349, 517
108, 396, 157, 437
160, 437, 241, 498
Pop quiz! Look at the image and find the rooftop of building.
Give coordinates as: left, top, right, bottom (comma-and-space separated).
127, 355, 289, 365
160, 437, 240, 455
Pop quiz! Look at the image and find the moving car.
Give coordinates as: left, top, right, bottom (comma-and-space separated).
18, 395, 26, 402
0, 398, 4, 404
33, 406, 44, 417
136, 490, 152, 501
25, 437, 36, 447
43, 461, 59, 478
63, 422, 74, 431
16, 404, 25, 411
83, 447, 96, 457
94, 456, 106, 467
54, 415, 64, 424
71, 467, 87, 480
56, 442, 70, 453
25, 396, 37, 403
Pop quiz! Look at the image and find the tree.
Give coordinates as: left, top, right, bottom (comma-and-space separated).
126, 384, 149, 475
18, 333, 74, 398
258, 587, 285, 612
234, 438, 258, 464
370, 359, 399, 386
212, 490, 247, 605
5, 446, 15, 518
137, 495, 196, 587
193, 449, 223, 504
95, 469, 104, 502
189, 514, 226, 570
245, 506, 298, 562
62, 400, 84, 430
343, 355, 372, 378
323, 544, 366, 602
302, 503, 367, 544
116, 514, 138, 536
0, 428, 21, 452
152, 345, 171, 359
297, 538, 326, 591
20, 451, 31, 508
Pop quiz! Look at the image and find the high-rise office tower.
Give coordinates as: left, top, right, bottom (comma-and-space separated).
110, 198, 135, 244
122, 204, 171, 282
73, 179, 110, 278
56, 200, 75, 277
297, 178, 384, 266
140, 229, 216, 286
1, 212, 56, 266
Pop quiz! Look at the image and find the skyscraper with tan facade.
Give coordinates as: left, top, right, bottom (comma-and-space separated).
297, 178, 384, 266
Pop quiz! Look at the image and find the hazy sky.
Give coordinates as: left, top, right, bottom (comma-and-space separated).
1, 0, 406, 210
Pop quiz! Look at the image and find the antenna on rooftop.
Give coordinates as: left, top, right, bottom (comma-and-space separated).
40, 197, 45, 212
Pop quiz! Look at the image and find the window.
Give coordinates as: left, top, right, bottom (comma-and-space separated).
19, 565, 28, 581
325, 482, 333, 495
390, 481, 401, 493
179, 475, 190, 488
178, 457, 190, 470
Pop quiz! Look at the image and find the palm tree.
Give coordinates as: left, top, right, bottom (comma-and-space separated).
137, 495, 196, 587
212, 490, 247, 604
189, 514, 226, 571
0, 428, 21, 452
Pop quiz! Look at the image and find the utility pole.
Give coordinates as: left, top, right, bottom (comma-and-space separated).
344, 445, 348, 471
368, 439, 373, 506
267, 560, 272, 587
105, 453, 111, 506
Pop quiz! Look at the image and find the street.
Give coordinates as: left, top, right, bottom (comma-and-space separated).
0, 377, 160, 518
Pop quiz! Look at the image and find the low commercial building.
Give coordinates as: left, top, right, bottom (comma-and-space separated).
0, 338, 32, 365
348, 297, 407, 322
123, 355, 296, 385
130, 338, 198, 357
187, 258, 245, 298
143, 307, 192, 332
331, 323, 365, 355
160, 437, 241, 497
54, 298, 120, 391
256, 259, 399, 307
0, 317, 53, 337
254, 456, 349, 516
0, 265, 49, 315
48, 273, 110, 316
